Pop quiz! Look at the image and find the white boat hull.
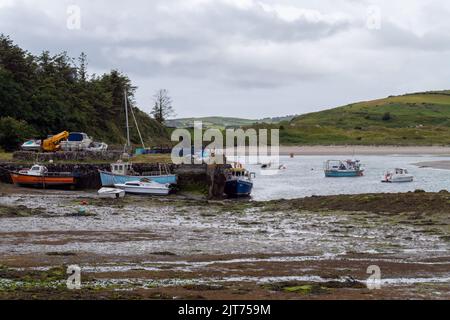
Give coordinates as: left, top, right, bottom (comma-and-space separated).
382, 175, 414, 183
98, 188, 125, 198
114, 184, 170, 195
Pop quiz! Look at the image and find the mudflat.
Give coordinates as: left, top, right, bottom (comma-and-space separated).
0, 184, 449, 300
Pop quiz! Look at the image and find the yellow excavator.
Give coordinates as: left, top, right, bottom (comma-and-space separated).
41, 131, 69, 152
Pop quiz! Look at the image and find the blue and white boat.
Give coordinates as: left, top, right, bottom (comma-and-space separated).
324, 160, 364, 177
99, 161, 177, 187
224, 165, 255, 197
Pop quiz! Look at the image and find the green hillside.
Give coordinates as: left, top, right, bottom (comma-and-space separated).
0, 35, 169, 151
167, 115, 295, 129
277, 91, 450, 145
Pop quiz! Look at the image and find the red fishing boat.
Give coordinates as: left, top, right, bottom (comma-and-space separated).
10, 164, 76, 188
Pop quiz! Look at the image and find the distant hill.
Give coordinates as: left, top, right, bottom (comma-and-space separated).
278, 91, 450, 145
0, 35, 169, 151
167, 115, 296, 129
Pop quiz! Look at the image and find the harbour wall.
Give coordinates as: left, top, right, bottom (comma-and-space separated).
0, 162, 228, 199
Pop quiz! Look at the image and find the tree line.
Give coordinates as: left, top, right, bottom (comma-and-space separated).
0, 35, 173, 151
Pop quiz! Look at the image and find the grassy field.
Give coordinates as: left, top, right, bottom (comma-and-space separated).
167, 115, 295, 129
265, 91, 450, 146
131, 154, 172, 164
0, 153, 13, 161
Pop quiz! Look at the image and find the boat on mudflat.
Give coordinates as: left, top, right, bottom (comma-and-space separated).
98, 187, 126, 199
224, 164, 255, 197
324, 160, 364, 177
99, 161, 177, 187
10, 164, 76, 188
114, 179, 170, 196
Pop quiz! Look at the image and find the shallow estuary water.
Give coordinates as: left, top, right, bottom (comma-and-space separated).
248, 155, 450, 201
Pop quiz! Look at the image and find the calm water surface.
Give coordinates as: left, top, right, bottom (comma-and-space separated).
246, 155, 450, 201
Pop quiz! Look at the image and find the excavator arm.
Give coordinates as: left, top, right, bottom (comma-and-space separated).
41, 131, 69, 152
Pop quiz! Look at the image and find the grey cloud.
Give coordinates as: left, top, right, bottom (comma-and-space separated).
1, 0, 450, 118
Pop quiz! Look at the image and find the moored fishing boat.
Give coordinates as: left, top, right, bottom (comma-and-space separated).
382, 168, 414, 183
114, 179, 170, 195
99, 161, 177, 187
10, 164, 75, 188
324, 160, 364, 177
224, 164, 255, 197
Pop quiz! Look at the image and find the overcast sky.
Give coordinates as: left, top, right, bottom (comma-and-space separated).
1, 0, 450, 119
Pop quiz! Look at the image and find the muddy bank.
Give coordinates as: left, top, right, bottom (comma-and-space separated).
0, 188, 448, 300
262, 192, 450, 215
415, 160, 450, 170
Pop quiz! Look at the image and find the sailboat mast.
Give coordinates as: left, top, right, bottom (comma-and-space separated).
124, 90, 131, 150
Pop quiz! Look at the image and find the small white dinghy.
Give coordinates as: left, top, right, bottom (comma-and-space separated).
98, 188, 125, 199
114, 179, 170, 196
382, 168, 414, 183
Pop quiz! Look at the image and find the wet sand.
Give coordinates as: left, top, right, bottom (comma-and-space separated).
282, 146, 450, 155
414, 160, 450, 170
0, 185, 449, 300
226, 146, 450, 156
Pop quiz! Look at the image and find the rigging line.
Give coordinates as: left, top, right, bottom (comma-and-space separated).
129, 100, 146, 150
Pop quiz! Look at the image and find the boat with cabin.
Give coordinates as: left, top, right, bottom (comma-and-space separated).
382, 168, 414, 183
10, 164, 76, 188
224, 164, 255, 197
324, 160, 364, 177
114, 179, 171, 196
99, 161, 177, 187
21, 139, 42, 152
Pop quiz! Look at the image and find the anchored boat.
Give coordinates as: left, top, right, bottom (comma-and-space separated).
114, 179, 170, 195
382, 168, 414, 183
324, 160, 364, 177
224, 165, 255, 197
99, 161, 177, 187
10, 164, 75, 188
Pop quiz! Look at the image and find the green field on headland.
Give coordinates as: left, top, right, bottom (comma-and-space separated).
256, 91, 450, 146
168, 91, 450, 146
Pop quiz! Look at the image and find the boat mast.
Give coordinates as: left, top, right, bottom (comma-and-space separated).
124, 90, 131, 152
129, 101, 146, 149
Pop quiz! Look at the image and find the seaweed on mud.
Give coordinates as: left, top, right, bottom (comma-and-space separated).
46, 252, 77, 257
0, 205, 45, 218
182, 284, 225, 291
151, 251, 177, 256
264, 279, 367, 296
0, 266, 67, 287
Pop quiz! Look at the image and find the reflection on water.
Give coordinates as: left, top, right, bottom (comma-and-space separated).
248, 155, 450, 201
